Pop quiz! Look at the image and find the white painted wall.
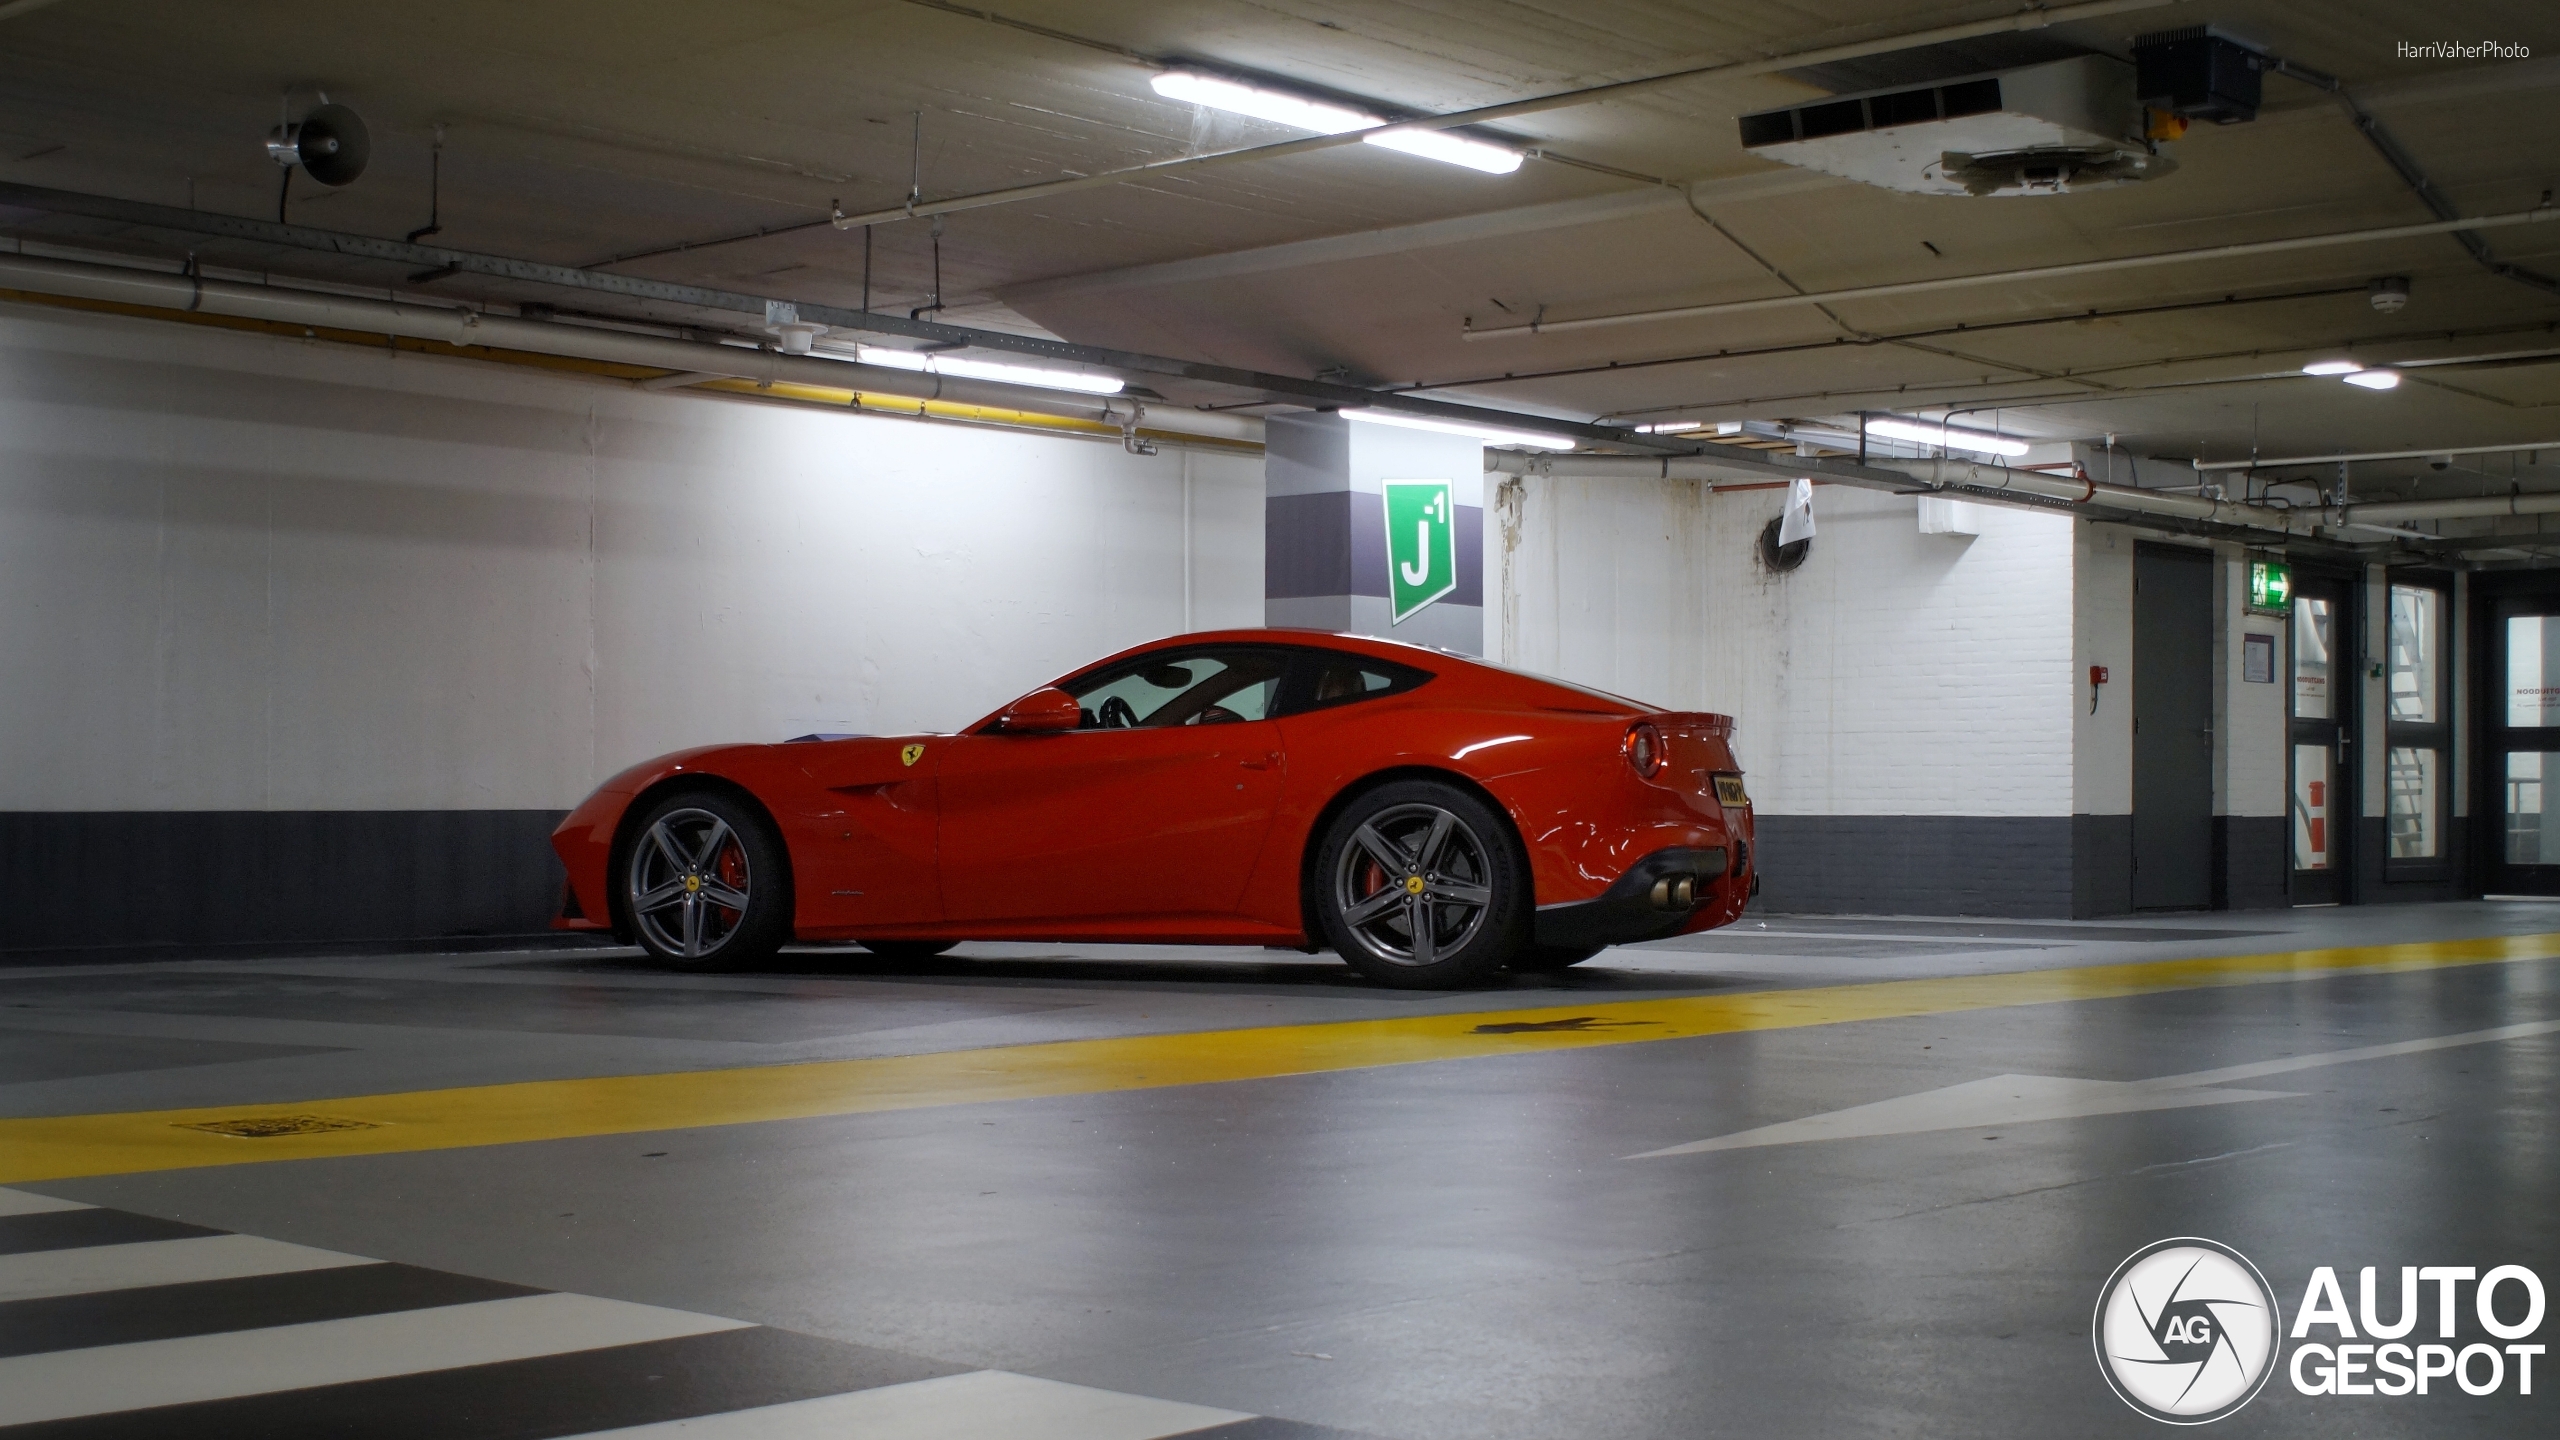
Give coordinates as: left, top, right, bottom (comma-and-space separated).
0, 302, 1262, 812
1490, 474, 2076, 817
2073, 525, 2134, 817
2214, 546, 2289, 820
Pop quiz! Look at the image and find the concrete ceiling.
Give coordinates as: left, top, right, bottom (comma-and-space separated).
4, 0, 2558, 482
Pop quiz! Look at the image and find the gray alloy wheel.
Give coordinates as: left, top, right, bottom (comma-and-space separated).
622, 794, 789, 968
1317, 782, 1525, 988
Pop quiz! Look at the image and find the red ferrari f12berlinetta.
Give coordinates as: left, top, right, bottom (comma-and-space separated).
553, 629, 1753, 988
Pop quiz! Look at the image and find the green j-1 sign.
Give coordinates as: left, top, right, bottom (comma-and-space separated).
2248, 559, 2292, 615
1383, 479, 1457, 624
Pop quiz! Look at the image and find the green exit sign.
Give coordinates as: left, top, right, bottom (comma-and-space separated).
2248, 560, 2292, 614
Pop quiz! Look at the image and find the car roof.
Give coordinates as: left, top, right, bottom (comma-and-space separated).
1067, 628, 1653, 715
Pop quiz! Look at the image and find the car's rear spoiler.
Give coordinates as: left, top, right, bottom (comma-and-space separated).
1651, 711, 1736, 736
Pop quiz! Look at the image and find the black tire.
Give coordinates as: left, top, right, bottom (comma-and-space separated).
857, 940, 957, 961
619, 789, 792, 969
1311, 780, 1528, 989
1513, 943, 1604, 972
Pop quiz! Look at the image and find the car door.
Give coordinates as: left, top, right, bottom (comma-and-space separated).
787, 737, 943, 929
937, 646, 1290, 924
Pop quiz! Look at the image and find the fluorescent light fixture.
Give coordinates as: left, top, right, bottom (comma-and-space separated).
1151, 68, 1522, 174
1149, 70, 1372, 134
1862, 416, 2032, 458
1361, 126, 1523, 174
1635, 421, 1703, 434
2341, 368, 2402, 390
1343, 407, 1576, 450
855, 345, 1124, 396
2301, 359, 2364, 376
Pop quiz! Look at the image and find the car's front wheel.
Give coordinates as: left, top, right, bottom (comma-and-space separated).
621, 791, 791, 969
1313, 780, 1527, 989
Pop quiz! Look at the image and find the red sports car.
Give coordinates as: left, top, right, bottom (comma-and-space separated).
551, 629, 1754, 988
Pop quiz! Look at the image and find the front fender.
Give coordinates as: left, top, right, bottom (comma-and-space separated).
547, 744, 779, 935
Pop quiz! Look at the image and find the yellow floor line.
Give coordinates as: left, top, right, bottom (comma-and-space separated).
4, 931, 2554, 1184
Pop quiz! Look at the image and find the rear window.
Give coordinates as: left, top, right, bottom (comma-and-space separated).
1284, 650, 1433, 715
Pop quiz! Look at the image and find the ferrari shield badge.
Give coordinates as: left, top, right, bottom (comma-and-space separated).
1382, 478, 1457, 625
901, 743, 925, 767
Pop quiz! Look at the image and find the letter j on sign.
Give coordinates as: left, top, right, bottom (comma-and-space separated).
1384, 479, 1458, 624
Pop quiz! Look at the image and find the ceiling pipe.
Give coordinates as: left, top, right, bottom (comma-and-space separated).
1487, 448, 2560, 540
1494, 447, 2560, 539
2195, 440, 2560, 471
2342, 491, 2560, 524
0, 251, 1263, 443
1486, 448, 2309, 531
0, 180, 1673, 453
1462, 205, 2560, 341
828, 0, 2174, 229
2260, 49, 2560, 298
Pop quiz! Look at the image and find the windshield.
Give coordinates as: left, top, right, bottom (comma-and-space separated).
1067, 648, 1289, 728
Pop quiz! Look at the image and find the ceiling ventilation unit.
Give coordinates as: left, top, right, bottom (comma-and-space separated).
1736, 56, 2169, 197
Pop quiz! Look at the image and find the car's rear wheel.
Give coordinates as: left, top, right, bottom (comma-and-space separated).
622, 792, 791, 969
857, 940, 957, 960
1314, 781, 1526, 989
1512, 943, 1604, 972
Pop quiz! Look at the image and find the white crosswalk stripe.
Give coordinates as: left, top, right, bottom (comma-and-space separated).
0, 1189, 89, 1218
0, 1233, 379, 1302
0, 1187, 1346, 1438
553, 1370, 1256, 1440
0, 1292, 752, 1427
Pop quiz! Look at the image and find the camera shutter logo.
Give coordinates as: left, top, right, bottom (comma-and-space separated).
2094, 1238, 2283, 1423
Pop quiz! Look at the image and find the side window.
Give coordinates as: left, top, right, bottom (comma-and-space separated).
1067, 648, 1290, 729
1285, 650, 1433, 715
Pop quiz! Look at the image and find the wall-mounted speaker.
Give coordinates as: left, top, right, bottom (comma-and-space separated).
266, 103, 370, 187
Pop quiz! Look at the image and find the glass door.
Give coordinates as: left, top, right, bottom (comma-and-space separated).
2289, 577, 2351, 904
2381, 580, 2451, 880
2484, 602, 2560, 895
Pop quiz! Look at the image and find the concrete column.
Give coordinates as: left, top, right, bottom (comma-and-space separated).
1263, 412, 1483, 653
2071, 522, 2134, 915
2212, 544, 2289, 908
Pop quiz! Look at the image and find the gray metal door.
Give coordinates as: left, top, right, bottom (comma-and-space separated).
2133, 545, 2214, 908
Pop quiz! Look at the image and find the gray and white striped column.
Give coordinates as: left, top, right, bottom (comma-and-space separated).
1263, 411, 1483, 655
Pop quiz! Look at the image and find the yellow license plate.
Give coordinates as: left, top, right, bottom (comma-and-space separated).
1713, 774, 1750, 808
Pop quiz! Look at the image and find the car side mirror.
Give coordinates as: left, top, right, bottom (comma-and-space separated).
994, 687, 1081, 733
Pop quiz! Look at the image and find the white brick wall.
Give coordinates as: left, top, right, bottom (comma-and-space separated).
0, 303, 1264, 812
1491, 474, 2075, 817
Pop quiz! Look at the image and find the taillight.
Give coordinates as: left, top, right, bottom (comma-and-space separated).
1623, 722, 1665, 778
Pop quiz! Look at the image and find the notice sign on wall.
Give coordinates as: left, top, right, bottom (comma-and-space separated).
1383, 478, 1458, 624
2243, 631, 2275, 683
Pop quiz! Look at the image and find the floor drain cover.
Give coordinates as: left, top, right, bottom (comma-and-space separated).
176, 1115, 384, 1138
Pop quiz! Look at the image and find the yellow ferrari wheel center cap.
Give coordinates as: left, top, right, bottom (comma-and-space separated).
1404, 875, 1426, 895
683, 874, 702, 893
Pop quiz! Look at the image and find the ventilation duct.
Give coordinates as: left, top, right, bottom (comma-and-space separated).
1736, 55, 2170, 197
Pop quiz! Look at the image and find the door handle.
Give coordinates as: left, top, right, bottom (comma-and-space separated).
1240, 752, 1278, 770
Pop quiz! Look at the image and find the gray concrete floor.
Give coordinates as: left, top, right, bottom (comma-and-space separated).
5, 902, 2558, 1437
